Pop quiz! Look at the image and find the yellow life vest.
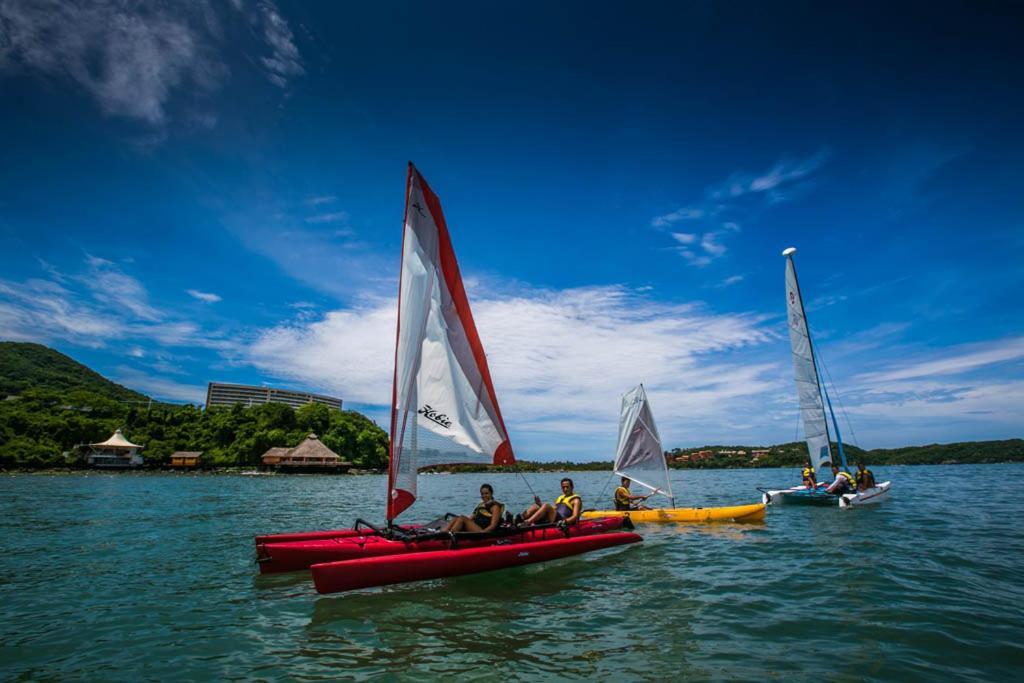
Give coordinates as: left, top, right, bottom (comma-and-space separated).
614, 486, 631, 510
837, 471, 855, 487
555, 493, 581, 508
802, 467, 815, 479
855, 469, 873, 486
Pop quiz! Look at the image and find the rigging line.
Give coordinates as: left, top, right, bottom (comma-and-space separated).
514, 466, 538, 499
815, 348, 860, 447
596, 469, 615, 506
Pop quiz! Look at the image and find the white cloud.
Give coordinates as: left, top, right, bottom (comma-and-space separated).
305, 211, 350, 225
306, 195, 337, 206
653, 150, 827, 264
187, 289, 222, 303
246, 285, 781, 456
712, 150, 830, 200
0, 0, 227, 124
652, 207, 703, 228
111, 366, 207, 403
255, 0, 303, 88
0, 257, 237, 354
856, 337, 1024, 384
82, 256, 162, 320
714, 275, 744, 288
700, 232, 727, 257
0, 0, 305, 127
677, 250, 712, 267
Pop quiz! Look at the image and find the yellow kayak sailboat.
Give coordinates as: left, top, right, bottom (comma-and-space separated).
582, 502, 765, 524
588, 384, 765, 524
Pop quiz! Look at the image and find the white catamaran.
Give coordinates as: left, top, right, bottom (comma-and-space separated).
583, 384, 766, 523
760, 247, 891, 508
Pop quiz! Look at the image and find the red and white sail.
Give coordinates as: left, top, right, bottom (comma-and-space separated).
387, 164, 515, 521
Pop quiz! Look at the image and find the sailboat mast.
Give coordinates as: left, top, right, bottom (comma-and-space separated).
820, 379, 849, 471
783, 247, 835, 467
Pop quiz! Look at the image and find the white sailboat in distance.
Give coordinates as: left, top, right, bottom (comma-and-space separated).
760, 247, 891, 508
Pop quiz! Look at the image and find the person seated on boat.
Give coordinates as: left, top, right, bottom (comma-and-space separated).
825, 465, 856, 495
855, 461, 876, 491
801, 462, 818, 489
443, 483, 504, 533
518, 478, 583, 526
614, 477, 651, 511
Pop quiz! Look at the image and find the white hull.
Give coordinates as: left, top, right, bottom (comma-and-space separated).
762, 481, 892, 507
838, 481, 891, 508
761, 484, 822, 505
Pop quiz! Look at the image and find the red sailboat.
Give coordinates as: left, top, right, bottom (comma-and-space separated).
255, 165, 640, 590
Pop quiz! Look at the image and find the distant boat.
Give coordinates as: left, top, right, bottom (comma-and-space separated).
582, 384, 766, 523
760, 247, 891, 507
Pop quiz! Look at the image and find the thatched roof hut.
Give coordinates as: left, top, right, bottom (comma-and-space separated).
260, 434, 352, 472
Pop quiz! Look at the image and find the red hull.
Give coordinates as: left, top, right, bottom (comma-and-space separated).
311, 531, 642, 594
255, 528, 363, 545
256, 517, 628, 574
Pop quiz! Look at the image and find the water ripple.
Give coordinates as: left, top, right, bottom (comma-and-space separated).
2, 465, 1024, 680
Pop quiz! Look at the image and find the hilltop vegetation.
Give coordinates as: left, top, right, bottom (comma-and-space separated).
667, 440, 1024, 469
0, 343, 387, 469
0, 342, 148, 402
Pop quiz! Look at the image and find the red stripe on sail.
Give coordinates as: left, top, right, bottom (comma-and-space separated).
414, 168, 516, 466
387, 163, 416, 521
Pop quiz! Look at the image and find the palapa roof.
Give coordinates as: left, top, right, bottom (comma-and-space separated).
288, 434, 348, 463
170, 451, 203, 458
261, 434, 352, 466
91, 429, 143, 449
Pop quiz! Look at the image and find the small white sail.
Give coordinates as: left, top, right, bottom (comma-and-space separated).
784, 249, 831, 475
613, 384, 674, 503
388, 164, 515, 520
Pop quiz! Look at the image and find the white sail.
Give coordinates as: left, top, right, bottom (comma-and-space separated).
784, 249, 832, 475
388, 165, 515, 520
613, 384, 674, 502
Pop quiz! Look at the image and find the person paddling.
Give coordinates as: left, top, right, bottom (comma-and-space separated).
825, 464, 856, 495
801, 461, 818, 489
443, 483, 504, 533
518, 478, 582, 526
614, 477, 651, 511
855, 461, 876, 491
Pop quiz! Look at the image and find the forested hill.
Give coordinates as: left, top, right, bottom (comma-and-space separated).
0, 342, 149, 402
0, 341, 388, 469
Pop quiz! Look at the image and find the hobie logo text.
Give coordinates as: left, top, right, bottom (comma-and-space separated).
418, 405, 453, 428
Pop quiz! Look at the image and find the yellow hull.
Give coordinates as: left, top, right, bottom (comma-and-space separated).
582, 502, 766, 524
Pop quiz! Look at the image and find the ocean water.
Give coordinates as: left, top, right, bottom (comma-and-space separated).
2, 465, 1023, 681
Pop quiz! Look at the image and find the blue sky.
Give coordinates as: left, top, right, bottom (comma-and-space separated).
1, 1, 1022, 460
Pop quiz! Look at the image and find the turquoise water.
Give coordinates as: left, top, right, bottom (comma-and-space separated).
2, 465, 1023, 680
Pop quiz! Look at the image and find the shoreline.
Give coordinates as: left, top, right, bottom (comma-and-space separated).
5, 459, 1024, 476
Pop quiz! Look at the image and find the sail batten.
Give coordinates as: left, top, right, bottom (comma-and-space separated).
387, 165, 515, 521
784, 250, 832, 475
613, 385, 674, 503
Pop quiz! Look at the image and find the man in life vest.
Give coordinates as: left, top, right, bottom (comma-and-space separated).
518, 478, 582, 526
614, 477, 651, 511
825, 464, 856, 495
442, 483, 504, 533
855, 461, 876, 491
801, 461, 818, 489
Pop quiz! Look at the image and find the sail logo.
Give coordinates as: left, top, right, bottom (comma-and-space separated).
418, 405, 453, 428
789, 290, 796, 305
